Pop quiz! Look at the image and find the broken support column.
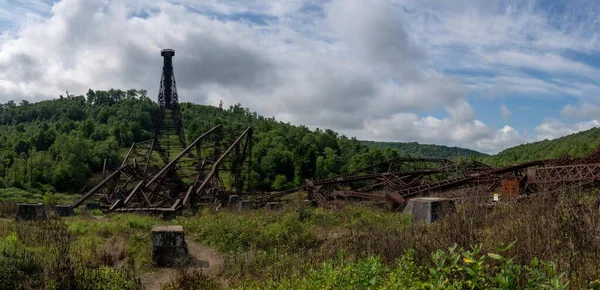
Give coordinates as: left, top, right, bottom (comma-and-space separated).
402, 197, 455, 223
15, 203, 49, 221
54, 205, 75, 217
151, 225, 188, 266
237, 200, 256, 210
265, 201, 284, 211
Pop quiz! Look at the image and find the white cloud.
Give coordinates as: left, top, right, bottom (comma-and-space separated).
1, 0, 599, 154
535, 118, 600, 140
500, 105, 511, 119
359, 100, 525, 154
561, 101, 600, 120
483, 51, 597, 75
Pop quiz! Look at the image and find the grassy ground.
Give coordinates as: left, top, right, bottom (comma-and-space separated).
0, 191, 597, 289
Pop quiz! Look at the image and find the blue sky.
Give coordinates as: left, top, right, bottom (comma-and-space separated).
1, 0, 600, 153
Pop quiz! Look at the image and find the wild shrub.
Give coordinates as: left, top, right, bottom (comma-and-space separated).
160, 268, 219, 290
72, 264, 141, 290
0, 202, 17, 218
0, 218, 145, 289
182, 209, 317, 252
234, 245, 567, 289
0, 232, 45, 290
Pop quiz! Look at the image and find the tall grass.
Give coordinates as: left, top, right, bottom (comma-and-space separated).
0, 191, 596, 289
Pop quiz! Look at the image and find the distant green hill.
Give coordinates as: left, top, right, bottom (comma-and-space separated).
486, 127, 600, 166
361, 141, 488, 159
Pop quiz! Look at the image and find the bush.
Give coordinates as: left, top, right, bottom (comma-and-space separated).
72, 265, 141, 290
0, 187, 42, 203
161, 268, 219, 290
234, 245, 568, 289
0, 232, 45, 290
43, 192, 78, 206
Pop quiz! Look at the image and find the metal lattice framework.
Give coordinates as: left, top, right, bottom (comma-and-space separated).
257, 157, 461, 207
70, 49, 253, 214
69, 49, 600, 213
268, 144, 600, 209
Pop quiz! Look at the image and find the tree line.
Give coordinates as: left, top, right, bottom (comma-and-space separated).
0, 89, 405, 194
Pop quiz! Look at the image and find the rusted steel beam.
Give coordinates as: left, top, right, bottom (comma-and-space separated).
399, 160, 547, 198
183, 127, 252, 206
122, 180, 145, 206
121, 143, 136, 167
385, 191, 406, 204
143, 138, 156, 175
313, 168, 445, 185
326, 157, 454, 180
145, 125, 221, 188
527, 163, 600, 184
333, 190, 385, 200
71, 165, 127, 208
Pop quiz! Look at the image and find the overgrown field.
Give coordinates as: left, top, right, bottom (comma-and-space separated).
1, 191, 599, 289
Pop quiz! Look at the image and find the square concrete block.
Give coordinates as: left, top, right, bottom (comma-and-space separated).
227, 195, 240, 206
265, 201, 284, 211
403, 197, 455, 223
151, 225, 188, 266
86, 202, 101, 210
237, 200, 256, 210
16, 203, 49, 222
54, 205, 75, 217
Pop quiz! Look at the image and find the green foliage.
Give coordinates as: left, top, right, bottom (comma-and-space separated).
71, 266, 141, 290
0, 233, 45, 290
235, 245, 567, 290
487, 127, 600, 165
181, 209, 316, 252
43, 192, 79, 206
160, 268, 220, 290
362, 140, 488, 158
0, 89, 152, 193
0, 218, 146, 290
0, 187, 42, 203
0, 90, 486, 193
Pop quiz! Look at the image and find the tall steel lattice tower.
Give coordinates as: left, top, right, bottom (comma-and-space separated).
155, 49, 187, 162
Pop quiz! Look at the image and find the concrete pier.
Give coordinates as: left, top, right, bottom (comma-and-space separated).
16, 203, 49, 221
151, 225, 188, 266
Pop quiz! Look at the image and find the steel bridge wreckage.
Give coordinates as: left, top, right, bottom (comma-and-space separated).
69, 49, 600, 215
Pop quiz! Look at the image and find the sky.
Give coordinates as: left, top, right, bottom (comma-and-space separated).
1, 0, 600, 154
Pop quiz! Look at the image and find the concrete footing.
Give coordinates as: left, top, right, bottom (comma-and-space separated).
265, 201, 284, 211
16, 203, 48, 221
86, 202, 101, 210
54, 205, 75, 217
238, 200, 256, 210
402, 197, 455, 223
151, 225, 188, 266
227, 195, 240, 206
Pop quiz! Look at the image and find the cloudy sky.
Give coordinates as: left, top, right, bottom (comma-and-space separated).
1, 0, 600, 154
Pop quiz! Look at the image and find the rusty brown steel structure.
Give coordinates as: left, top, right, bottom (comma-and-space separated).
69, 49, 600, 213
69, 49, 253, 214
257, 157, 462, 207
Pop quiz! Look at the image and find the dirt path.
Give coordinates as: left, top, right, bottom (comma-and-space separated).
141, 239, 224, 290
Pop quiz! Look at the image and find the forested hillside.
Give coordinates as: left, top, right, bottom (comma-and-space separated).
0, 89, 404, 194
361, 141, 487, 158
5, 89, 595, 197
486, 127, 600, 166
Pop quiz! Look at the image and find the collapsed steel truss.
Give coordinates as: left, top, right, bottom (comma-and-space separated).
70, 49, 253, 214
260, 145, 600, 209
71, 48, 600, 213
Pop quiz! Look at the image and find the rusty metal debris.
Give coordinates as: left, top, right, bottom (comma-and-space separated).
261, 147, 600, 209
69, 49, 600, 214
69, 49, 252, 215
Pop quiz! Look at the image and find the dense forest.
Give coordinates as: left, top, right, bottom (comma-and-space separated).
0, 89, 407, 195
486, 127, 600, 166
3, 89, 598, 196
361, 141, 487, 158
